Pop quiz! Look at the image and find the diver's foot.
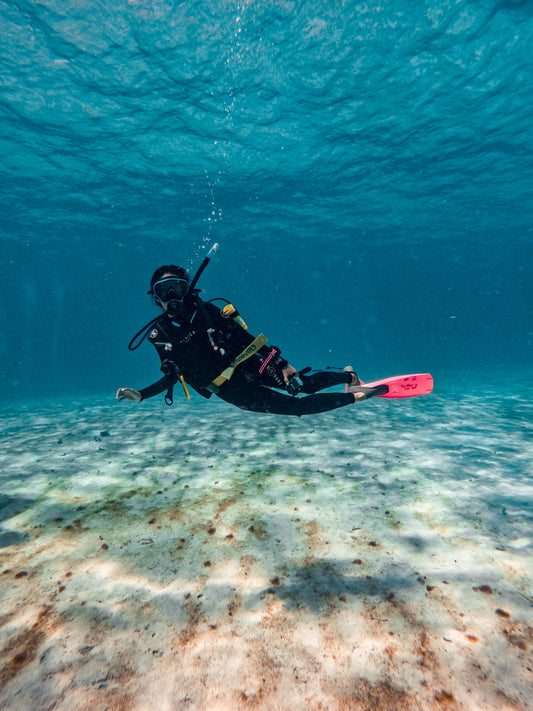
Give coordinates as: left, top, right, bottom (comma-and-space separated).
350, 384, 389, 402
344, 365, 361, 389
370, 384, 389, 397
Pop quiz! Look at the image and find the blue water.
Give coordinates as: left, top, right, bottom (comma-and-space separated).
1, 6, 533, 706
1, 0, 532, 400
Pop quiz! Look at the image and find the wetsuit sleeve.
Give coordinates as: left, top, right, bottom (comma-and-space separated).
138, 371, 177, 400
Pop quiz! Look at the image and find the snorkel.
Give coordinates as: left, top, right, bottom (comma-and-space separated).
166, 242, 219, 316
189, 242, 219, 292
128, 242, 220, 351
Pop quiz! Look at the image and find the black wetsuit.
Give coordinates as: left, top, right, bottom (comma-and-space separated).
138, 296, 355, 416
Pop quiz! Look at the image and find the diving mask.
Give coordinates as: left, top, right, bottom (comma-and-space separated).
152, 277, 189, 302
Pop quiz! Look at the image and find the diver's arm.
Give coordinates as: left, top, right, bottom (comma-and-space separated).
138, 371, 177, 400
116, 371, 177, 402
116, 387, 142, 402
255, 342, 296, 383
281, 364, 298, 383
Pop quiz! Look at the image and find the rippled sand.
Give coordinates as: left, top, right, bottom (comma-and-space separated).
0, 383, 531, 710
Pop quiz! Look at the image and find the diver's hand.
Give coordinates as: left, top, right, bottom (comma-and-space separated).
116, 388, 142, 402
282, 364, 298, 384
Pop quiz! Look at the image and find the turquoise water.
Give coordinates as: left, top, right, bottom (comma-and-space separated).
1, 4, 533, 708
1, 0, 531, 399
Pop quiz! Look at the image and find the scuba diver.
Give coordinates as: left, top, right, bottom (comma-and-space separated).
116, 246, 389, 416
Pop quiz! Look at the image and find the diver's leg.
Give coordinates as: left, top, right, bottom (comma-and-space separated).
343, 365, 388, 399
217, 379, 388, 416
299, 369, 388, 402
217, 380, 357, 416
348, 385, 389, 400
299, 369, 354, 394
255, 366, 389, 406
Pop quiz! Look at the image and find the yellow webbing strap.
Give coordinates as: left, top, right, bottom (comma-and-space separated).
211, 334, 267, 388
180, 374, 190, 399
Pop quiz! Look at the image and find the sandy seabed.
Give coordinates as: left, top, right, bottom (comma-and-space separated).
0, 380, 532, 710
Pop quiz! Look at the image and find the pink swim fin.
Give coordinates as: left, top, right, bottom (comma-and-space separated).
347, 373, 433, 398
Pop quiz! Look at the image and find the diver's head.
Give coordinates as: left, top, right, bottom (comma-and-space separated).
148, 265, 190, 317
